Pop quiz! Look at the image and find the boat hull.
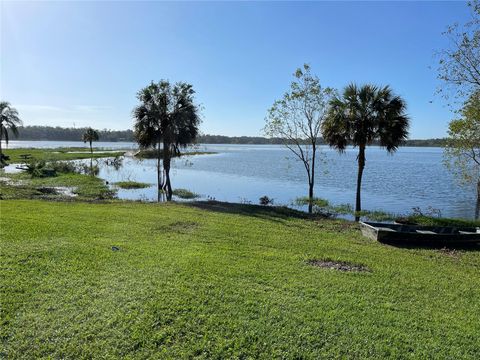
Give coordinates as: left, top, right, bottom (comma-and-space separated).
360, 221, 480, 246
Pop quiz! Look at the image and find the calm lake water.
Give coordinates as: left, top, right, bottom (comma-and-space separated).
6, 140, 476, 219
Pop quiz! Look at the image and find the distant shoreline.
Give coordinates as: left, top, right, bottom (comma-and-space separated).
11, 126, 447, 148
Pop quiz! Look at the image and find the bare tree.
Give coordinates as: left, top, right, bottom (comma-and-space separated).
264, 64, 333, 213
436, 0, 479, 104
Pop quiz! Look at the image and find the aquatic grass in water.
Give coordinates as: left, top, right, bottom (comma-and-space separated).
172, 188, 200, 199
114, 181, 151, 189
294, 196, 330, 207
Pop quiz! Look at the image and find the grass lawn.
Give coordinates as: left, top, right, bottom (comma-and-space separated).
1, 200, 479, 358
2, 147, 126, 163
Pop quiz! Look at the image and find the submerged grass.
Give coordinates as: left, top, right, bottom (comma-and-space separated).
134, 149, 215, 159
114, 181, 151, 189
0, 172, 115, 200
1, 200, 479, 358
2, 147, 126, 163
172, 188, 200, 199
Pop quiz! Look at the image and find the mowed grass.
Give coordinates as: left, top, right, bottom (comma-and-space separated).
1, 200, 479, 359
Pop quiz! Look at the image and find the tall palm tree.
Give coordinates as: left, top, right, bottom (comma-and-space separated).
322, 84, 409, 221
0, 102, 23, 164
82, 127, 99, 154
133, 80, 200, 201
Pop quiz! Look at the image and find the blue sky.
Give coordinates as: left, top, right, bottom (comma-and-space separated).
0, 1, 473, 138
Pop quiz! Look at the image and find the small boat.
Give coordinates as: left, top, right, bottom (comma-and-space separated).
360, 221, 480, 246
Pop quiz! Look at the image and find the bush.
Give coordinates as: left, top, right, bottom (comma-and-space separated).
25, 160, 56, 178
114, 181, 150, 189
259, 196, 274, 206
294, 196, 330, 208
172, 188, 200, 199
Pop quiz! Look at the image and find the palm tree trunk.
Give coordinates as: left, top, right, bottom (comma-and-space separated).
157, 139, 163, 202
0, 128, 3, 163
476, 180, 480, 220
164, 157, 172, 201
157, 156, 161, 202
163, 141, 173, 201
90, 141, 93, 155
355, 145, 366, 222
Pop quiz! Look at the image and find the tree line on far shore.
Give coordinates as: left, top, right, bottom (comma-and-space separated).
8, 125, 447, 147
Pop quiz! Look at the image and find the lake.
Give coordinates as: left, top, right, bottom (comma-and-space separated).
5, 140, 476, 219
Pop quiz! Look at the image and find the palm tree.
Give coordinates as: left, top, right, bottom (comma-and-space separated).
0, 102, 23, 164
82, 127, 99, 154
322, 84, 409, 221
133, 80, 200, 201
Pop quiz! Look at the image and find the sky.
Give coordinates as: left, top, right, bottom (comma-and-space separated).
0, 1, 474, 139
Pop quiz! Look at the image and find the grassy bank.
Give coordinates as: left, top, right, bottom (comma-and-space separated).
1, 200, 479, 358
2, 147, 126, 163
0, 172, 114, 200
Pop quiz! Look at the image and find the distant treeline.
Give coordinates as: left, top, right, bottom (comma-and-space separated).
14, 126, 447, 147
15, 126, 135, 142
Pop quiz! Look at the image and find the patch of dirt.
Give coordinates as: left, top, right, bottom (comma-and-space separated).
306, 259, 371, 272
154, 221, 199, 234
438, 247, 462, 259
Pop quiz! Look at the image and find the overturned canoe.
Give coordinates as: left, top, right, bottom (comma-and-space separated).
360, 221, 480, 245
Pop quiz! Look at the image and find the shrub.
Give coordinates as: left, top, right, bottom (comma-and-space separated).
294, 197, 329, 208
114, 181, 150, 189
259, 196, 274, 206
172, 188, 199, 199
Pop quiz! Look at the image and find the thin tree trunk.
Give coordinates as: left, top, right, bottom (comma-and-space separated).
355, 145, 366, 222
476, 180, 480, 220
308, 181, 314, 214
307, 145, 316, 214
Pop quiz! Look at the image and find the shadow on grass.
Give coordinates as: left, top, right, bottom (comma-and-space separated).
187, 200, 326, 224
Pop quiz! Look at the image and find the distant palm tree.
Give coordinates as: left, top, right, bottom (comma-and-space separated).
0, 101, 23, 164
82, 127, 99, 154
322, 84, 409, 221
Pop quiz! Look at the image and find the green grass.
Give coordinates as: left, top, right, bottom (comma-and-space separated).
1, 200, 479, 358
406, 215, 480, 228
0, 172, 115, 200
294, 196, 330, 207
2, 147, 126, 163
172, 188, 200, 199
114, 181, 151, 189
